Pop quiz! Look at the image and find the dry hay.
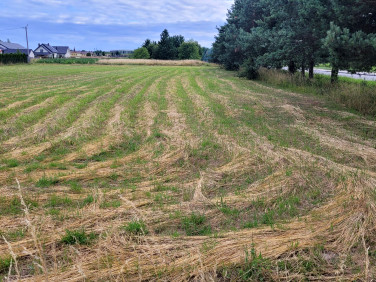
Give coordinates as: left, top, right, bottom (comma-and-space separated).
97, 59, 215, 67
0, 64, 375, 281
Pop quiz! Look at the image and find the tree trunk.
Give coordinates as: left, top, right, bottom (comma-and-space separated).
331, 66, 339, 83
301, 63, 305, 78
309, 60, 314, 79
288, 61, 296, 74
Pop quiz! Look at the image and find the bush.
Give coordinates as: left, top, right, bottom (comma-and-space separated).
0, 53, 27, 64
178, 41, 201, 60
132, 47, 150, 59
35, 58, 98, 64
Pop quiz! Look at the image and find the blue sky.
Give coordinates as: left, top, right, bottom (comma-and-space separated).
0, 0, 232, 51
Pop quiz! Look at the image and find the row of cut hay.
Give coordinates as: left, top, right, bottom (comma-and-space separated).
97, 58, 215, 67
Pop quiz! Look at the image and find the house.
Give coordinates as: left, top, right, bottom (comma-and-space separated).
0, 40, 34, 58
71, 50, 92, 58
34, 44, 58, 58
2, 49, 35, 58
53, 46, 71, 58
34, 44, 71, 58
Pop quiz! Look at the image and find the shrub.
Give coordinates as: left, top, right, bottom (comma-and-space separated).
132, 47, 150, 59
0, 53, 27, 64
35, 58, 98, 64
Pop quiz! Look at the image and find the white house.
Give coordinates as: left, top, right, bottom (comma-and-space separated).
34, 44, 58, 58
53, 46, 71, 58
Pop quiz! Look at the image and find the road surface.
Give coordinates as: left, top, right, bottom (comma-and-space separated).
314, 68, 376, 81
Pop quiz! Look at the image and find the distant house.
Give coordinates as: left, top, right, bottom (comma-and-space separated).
34, 44, 58, 58
34, 44, 70, 58
71, 50, 92, 58
53, 46, 71, 58
0, 40, 34, 58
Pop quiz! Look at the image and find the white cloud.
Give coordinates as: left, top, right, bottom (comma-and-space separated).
3, 0, 232, 25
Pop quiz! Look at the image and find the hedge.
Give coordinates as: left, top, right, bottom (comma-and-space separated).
0, 53, 27, 64
35, 58, 98, 64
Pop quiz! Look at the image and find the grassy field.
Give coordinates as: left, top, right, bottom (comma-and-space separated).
0, 64, 375, 281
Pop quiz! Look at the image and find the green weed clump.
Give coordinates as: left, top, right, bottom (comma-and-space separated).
35, 176, 59, 188
61, 229, 97, 245
0, 256, 13, 274
238, 246, 272, 281
2, 159, 19, 168
181, 213, 212, 236
123, 220, 148, 235
0, 197, 38, 216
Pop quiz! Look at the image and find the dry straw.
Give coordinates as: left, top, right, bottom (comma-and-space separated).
97, 59, 214, 66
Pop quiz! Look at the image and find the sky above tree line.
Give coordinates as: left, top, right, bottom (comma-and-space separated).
0, 0, 232, 51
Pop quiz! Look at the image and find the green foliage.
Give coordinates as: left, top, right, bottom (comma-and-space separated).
181, 213, 212, 236
69, 181, 83, 193
140, 29, 203, 61
213, 0, 376, 81
45, 195, 73, 208
178, 41, 201, 60
123, 220, 148, 235
238, 246, 271, 281
61, 229, 97, 245
35, 175, 59, 187
2, 159, 19, 168
132, 47, 150, 59
0, 256, 12, 274
35, 58, 98, 64
0, 197, 38, 216
0, 53, 27, 64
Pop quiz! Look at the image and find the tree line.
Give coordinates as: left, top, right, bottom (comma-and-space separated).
212, 0, 376, 82
133, 29, 210, 60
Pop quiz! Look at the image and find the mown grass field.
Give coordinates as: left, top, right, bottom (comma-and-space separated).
0, 64, 375, 281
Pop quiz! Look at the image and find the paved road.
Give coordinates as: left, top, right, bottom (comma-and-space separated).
314, 68, 376, 81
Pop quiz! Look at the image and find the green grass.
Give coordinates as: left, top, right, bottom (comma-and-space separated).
123, 220, 149, 235
0, 256, 13, 274
35, 176, 59, 187
181, 213, 212, 236
0, 64, 374, 281
0, 197, 38, 216
60, 229, 97, 245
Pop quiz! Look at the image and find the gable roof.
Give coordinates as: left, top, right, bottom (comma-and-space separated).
2, 49, 33, 55
35, 44, 58, 54
53, 46, 69, 54
0, 41, 26, 50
